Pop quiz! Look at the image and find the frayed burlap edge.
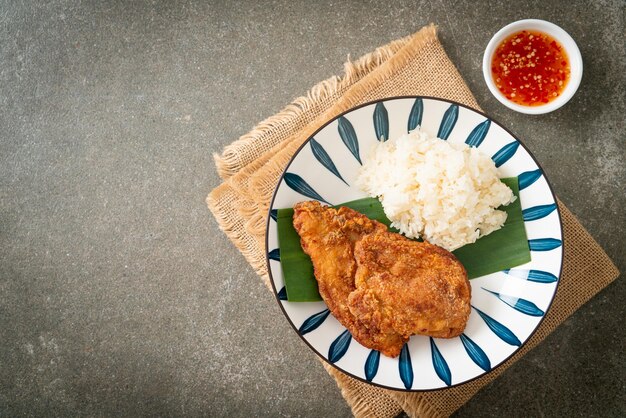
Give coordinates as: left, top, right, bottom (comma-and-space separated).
321, 363, 404, 418
246, 26, 453, 215
213, 33, 414, 179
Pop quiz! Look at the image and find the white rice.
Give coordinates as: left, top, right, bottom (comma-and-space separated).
356, 128, 515, 251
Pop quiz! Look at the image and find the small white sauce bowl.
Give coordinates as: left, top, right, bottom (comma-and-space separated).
483, 19, 583, 115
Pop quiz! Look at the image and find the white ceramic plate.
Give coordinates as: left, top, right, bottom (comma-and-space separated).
266, 97, 563, 391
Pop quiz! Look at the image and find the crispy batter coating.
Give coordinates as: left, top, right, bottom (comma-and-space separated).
292, 200, 470, 358
351, 233, 471, 341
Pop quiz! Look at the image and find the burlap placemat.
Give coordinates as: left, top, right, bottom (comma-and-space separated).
206, 25, 619, 418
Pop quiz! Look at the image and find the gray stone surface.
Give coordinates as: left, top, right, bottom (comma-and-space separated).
1, 1, 624, 417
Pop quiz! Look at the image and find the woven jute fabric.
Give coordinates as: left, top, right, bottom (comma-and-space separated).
206, 25, 619, 418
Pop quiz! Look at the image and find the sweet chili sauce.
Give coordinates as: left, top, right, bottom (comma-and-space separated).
491, 30, 571, 106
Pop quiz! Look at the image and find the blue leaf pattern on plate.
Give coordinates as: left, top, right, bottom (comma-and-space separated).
338, 116, 362, 164
465, 119, 491, 147
268, 248, 280, 261
504, 269, 558, 283
437, 105, 458, 140
299, 309, 331, 335
460, 334, 491, 372
522, 203, 557, 221
328, 330, 352, 363
473, 306, 521, 346
365, 350, 381, 382
310, 138, 349, 185
492, 141, 520, 167
528, 238, 562, 251
430, 338, 452, 386
482, 288, 545, 316
407, 98, 423, 132
398, 343, 414, 389
374, 102, 389, 141
518, 169, 542, 190
284, 172, 330, 204
269, 97, 564, 390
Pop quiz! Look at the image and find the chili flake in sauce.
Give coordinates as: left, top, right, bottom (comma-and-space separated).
491, 30, 570, 106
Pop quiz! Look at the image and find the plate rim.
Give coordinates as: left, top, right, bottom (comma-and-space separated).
264, 95, 564, 391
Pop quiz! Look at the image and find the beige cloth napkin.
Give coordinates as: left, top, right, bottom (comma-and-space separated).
206, 25, 619, 417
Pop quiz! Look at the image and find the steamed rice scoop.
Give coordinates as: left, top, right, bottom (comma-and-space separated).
356, 128, 516, 251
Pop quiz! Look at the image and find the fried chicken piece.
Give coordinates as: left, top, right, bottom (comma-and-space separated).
292, 201, 404, 354
293, 201, 470, 358
350, 232, 471, 343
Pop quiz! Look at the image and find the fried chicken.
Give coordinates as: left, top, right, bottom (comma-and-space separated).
350, 232, 471, 342
292, 200, 470, 358
292, 201, 403, 353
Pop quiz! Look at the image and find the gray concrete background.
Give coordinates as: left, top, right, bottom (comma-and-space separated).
1, 1, 624, 417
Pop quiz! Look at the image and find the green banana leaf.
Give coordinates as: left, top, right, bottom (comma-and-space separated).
277, 177, 529, 301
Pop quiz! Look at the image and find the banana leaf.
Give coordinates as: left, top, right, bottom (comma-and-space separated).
277, 177, 529, 301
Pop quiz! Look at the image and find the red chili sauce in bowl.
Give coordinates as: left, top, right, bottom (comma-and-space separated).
491, 30, 571, 106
